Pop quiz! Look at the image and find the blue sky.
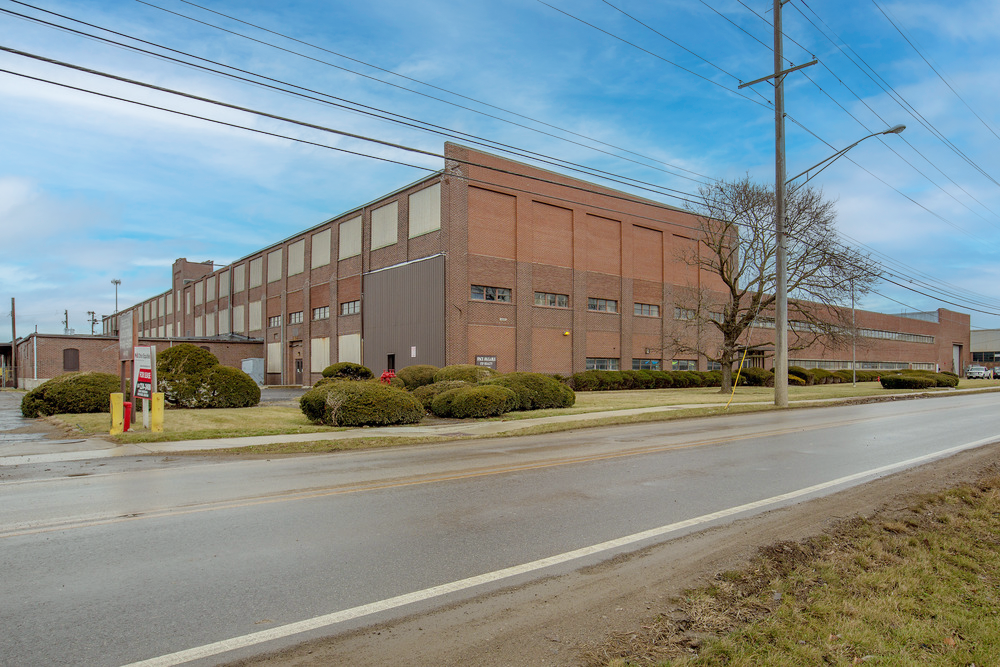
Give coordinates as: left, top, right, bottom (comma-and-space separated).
2, 0, 999, 336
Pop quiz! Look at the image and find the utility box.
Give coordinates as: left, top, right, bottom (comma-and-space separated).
241, 358, 265, 385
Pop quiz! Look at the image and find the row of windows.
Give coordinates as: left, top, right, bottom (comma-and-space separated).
972, 352, 1000, 363
479, 287, 658, 317
585, 358, 699, 371
753, 317, 935, 344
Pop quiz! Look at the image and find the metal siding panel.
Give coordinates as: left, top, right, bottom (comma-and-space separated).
363, 255, 446, 371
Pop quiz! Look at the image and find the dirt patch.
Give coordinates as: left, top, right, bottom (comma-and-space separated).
227, 441, 1000, 667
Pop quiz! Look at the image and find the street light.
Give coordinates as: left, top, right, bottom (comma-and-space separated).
773, 124, 906, 407
111, 279, 121, 313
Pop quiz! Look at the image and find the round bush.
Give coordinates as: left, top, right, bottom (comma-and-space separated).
432, 364, 499, 384
431, 385, 518, 418
300, 381, 424, 426
787, 374, 806, 386
157, 344, 220, 405
191, 366, 261, 408
20, 372, 121, 417
646, 371, 673, 388
482, 372, 576, 411
412, 380, 472, 410
321, 362, 374, 380
396, 365, 439, 389
811, 368, 834, 384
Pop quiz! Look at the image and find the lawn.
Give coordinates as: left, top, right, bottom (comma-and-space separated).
52, 379, 999, 445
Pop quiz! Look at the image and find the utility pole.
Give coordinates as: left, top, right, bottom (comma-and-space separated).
772, 0, 788, 408
738, 1, 815, 408
9, 298, 15, 389
88, 311, 97, 335
63, 309, 70, 335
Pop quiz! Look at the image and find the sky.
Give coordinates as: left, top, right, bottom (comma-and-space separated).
2, 0, 1000, 337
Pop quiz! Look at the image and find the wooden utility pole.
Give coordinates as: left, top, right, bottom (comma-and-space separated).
10, 298, 16, 389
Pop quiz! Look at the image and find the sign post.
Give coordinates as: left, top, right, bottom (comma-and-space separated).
118, 310, 137, 426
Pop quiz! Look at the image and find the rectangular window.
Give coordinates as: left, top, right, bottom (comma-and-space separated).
288, 239, 306, 276
707, 361, 722, 371
249, 257, 263, 288
632, 359, 660, 371
268, 315, 282, 328
371, 201, 399, 250
471, 285, 512, 302
674, 307, 696, 320
311, 229, 332, 268
634, 303, 660, 317
288, 311, 303, 325
312, 306, 330, 320
267, 249, 283, 283
588, 298, 618, 313
586, 357, 620, 371
672, 359, 697, 371
340, 300, 360, 316
534, 292, 569, 308
339, 216, 362, 260
409, 183, 441, 238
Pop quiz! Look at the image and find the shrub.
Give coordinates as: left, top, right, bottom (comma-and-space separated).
483, 372, 576, 411
595, 371, 626, 391
647, 371, 674, 388
788, 366, 814, 386
433, 364, 499, 384
738, 367, 773, 387
20, 372, 121, 418
412, 380, 472, 409
787, 374, 807, 386
811, 368, 835, 384
157, 344, 220, 405
321, 362, 374, 380
569, 371, 600, 391
431, 385, 518, 418
191, 366, 261, 408
668, 371, 696, 388
701, 371, 723, 387
880, 375, 935, 390
396, 364, 439, 389
299, 380, 424, 426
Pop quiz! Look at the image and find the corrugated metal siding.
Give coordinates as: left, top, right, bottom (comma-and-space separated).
363, 255, 446, 371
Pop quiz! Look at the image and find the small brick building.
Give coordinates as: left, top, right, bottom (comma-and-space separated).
68, 142, 972, 387
14, 333, 262, 390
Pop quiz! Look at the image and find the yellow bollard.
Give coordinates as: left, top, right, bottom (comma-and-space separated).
151, 392, 164, 433
110, 393, 124, 435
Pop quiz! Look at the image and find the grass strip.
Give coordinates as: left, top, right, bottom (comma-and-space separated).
593, 476, 1000, 666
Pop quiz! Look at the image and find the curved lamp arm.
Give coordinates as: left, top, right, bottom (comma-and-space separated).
786, 124, 905, 194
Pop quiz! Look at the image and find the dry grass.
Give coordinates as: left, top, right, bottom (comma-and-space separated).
589, 475, 1000, 666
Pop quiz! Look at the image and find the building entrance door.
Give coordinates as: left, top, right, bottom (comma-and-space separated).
953, 344, 962, 374
295, 359, 303, 386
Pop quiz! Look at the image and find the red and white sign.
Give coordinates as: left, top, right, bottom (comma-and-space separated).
133, 346, 156, 399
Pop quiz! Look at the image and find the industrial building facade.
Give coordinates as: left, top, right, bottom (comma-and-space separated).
90, 143, 970, 386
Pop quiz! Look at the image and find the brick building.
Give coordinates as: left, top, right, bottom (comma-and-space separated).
13, 333, 263, 390
82, 142, 969, 386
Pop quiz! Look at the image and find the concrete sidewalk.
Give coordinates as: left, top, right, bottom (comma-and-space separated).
2, 386, 996, 466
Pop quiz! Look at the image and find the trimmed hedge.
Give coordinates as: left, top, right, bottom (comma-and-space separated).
321, 362, 374, 380
192, 366, 261, 408
300, 380, 424, 426
482, 372, 576, 411
433, 364, 500, 384
788, 366, 814, 386
430, 385, 518, 418
738, 367, 773, 387
396, 364, 439, 389
880, 375, 936, 390
412, 380, 472, 410
21, 372, 120, 418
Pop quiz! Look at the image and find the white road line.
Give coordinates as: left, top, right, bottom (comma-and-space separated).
122, 434, 999, 667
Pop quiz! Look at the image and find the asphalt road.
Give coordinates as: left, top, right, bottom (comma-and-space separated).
2, 393, 999, 666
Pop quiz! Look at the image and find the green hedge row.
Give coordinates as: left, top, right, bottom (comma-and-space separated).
21, 372, 121, 417
300, 380, 424, 426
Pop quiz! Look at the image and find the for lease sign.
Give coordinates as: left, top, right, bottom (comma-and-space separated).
133, 346, 155, 399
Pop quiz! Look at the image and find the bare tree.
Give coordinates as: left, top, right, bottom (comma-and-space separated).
668, 176, 881, 392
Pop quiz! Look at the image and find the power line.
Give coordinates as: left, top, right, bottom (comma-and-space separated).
0, 5, 716, 201
125, 0, 714, 184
